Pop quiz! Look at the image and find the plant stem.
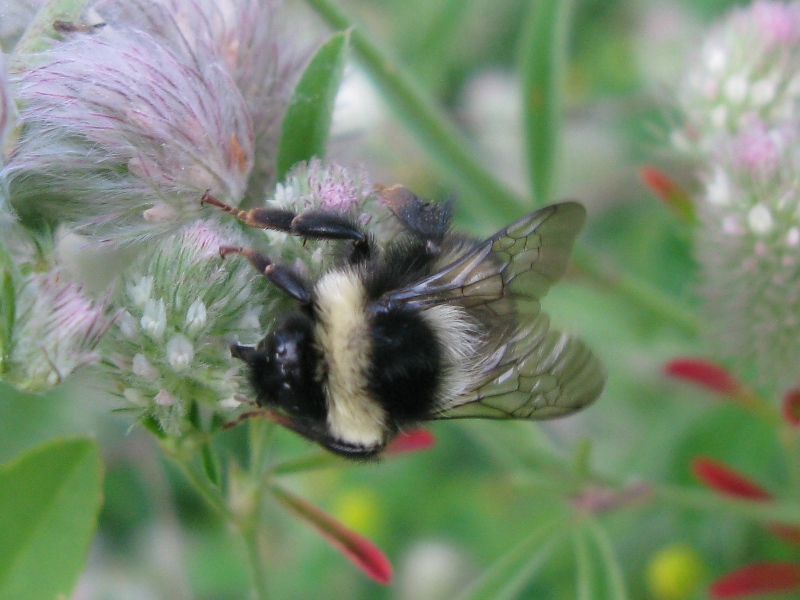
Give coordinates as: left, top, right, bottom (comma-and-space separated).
162, 439, 269, 599
241, 528, 270, 600
779, 425, 800, 499
653, 483, 800, 526
248, 418, 273, 478
572, 247, 701, 334
160, 441, 233, 521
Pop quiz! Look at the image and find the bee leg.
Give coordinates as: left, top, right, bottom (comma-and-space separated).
202, 192, 372, 263
378, 184, 453, 254
290, 211, 373, 263
219, 246, 311, 304
201, 191, 297, 231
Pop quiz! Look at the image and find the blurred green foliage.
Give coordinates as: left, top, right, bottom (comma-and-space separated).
3, 0, 798, 598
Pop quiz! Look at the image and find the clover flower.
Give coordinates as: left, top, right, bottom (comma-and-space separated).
93, 0, 303, 197
5, 26, 253, 242
689, 119, 800, 390
0, 51, 11, 160
3, 0, 302, 243
262, 159, 394, 277
674, 1, 800, 391
6, 269, 114, 392
101, 220, 271, 434
674, 0, 800, 154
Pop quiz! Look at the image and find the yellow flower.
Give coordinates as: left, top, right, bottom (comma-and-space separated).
646, 543, 705, 600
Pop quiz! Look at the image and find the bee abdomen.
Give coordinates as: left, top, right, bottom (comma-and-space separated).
367, 307, 443, 425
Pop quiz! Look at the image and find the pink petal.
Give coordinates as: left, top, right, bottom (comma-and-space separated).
271, 484, 392, 584
383, 430, 435, 455
710, 562, 800, 598
664, 358, 742, 397
691, 456, 771, 501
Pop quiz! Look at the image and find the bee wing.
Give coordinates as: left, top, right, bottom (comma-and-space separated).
385, 202, 587, 310
433, 313, 606, 420
384, 201, 605, 420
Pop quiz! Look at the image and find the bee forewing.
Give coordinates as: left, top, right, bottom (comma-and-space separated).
386, 202, 586, 308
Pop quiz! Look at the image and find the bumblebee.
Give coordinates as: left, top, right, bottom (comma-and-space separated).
204, 185, 605, 458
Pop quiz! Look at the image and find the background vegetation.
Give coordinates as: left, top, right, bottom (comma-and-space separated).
2, 0, 796, 598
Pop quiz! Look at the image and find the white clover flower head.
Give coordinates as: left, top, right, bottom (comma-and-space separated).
8, 270, 114, 392
4, 26, 254, 242
695, 118, 800, 391
101, 220, 271, 435
674, 0, 800, 155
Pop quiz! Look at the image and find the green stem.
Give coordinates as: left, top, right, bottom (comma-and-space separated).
160, 440, 233, 521
573, 246, 701, 334
248, 418, 273, 479
162, 440, 269, 598
779, 425, 800, 499
242, 528, 270, 600
653, 483, 800, 526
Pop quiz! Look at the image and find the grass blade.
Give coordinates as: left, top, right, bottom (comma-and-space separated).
519, 0, 576, 204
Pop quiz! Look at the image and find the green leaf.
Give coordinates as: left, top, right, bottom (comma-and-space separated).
275, 31, 349, 181
13, 0, 91, 55
0, 437, 103, 599
457, 516, 566, 600
519, 0, 575, 204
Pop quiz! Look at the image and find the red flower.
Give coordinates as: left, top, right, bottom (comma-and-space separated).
691, 457, 770, 501
782, 388, 800, 427
664, 358, 742, 397
271, 484, 392, 584
710, 562, 800, 598
692, 456, 800, 545
384, 429, 436, 455
639, 166, 695, 223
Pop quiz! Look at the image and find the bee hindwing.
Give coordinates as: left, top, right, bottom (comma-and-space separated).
434, 312, 606, 419
385, 201, 605, 420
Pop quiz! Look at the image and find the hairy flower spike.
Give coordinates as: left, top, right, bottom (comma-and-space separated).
8, 271, 114, 392
675, 1, 800, 153
101, 220, 271, 434
5, 26, 254, 242
0, 52, 11, 158
692, 120, 800, 390
674, 3, 800, 390
94, 0, 304, 197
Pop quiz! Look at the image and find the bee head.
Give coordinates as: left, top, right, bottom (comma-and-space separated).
231, 312, 326, 421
